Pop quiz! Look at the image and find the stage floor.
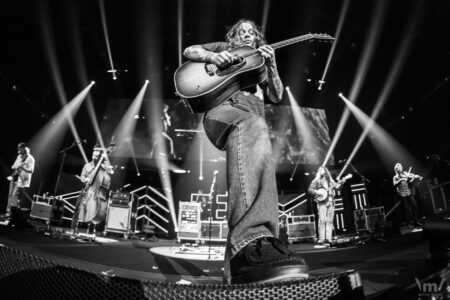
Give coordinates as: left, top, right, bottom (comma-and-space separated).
0, 221, 446, 299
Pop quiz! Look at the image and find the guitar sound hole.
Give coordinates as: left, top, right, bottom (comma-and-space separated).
216, 60, 246, 76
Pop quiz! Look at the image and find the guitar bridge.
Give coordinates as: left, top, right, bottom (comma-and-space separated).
204, 63, 217, 76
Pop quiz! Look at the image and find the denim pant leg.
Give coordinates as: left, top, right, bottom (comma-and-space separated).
317, 204, 327, 240
203, 97, 279, 283
7, 181, 21, 214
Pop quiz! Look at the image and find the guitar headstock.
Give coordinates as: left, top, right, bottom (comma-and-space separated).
337, 173, 353, 183
311, 33, 335, 41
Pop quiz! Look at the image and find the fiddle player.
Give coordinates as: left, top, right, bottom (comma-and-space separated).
393, 163, 422, 227
71, 147, 113, 234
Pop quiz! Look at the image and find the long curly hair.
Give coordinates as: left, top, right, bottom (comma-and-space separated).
316, 166, 334, 185
225, 19, 266, 48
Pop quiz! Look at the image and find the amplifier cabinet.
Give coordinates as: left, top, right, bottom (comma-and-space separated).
287, 215, 316, 239
199, 221, 228, 241
30, 202, 53, 221
110, 192, 131, 207
353, 207, 385, 233
104, 194, 137, 235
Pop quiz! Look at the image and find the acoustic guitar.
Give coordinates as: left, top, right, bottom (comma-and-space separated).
174, 33, 334, 113
315, 174, 353, 204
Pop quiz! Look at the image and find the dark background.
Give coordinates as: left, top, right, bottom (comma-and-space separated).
1, 0, 449, 214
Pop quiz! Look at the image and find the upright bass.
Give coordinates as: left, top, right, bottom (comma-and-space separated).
78, 144, 115, 225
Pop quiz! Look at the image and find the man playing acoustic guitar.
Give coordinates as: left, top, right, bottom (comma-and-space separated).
6, 144, 35, 213
308, 166, 351, 244
182, 19, 308, 284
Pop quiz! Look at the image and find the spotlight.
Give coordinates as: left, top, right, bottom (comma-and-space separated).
318, 80, 325, 90
134, 114, 139, 119
285, 86, 290, 91
145, 80, 150, 84
91, 81, 96, 85
338, 92, 343, 98
199, 176, 203, 180
289, 177, 293, 181
137, 173, 141, 177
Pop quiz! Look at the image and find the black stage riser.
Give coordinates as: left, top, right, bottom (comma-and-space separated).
0, 246, 365, 299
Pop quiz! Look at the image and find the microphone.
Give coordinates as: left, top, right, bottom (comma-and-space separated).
338, 159, 347, 164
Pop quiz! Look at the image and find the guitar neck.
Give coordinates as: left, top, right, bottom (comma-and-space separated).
270, 34, 314, 50
242, 33, 332, 58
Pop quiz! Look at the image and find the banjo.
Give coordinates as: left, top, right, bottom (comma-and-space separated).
315, 174, 353, 204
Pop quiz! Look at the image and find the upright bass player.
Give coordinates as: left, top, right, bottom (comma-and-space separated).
71, 146, 113, 235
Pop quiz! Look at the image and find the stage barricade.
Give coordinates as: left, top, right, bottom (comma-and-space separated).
0, 246, 365, 299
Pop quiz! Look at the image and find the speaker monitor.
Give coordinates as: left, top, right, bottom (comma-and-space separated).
105, 205, 131, 232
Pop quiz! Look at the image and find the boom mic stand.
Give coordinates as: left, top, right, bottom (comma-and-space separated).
346, 162, 385, 243
208, 194, 213, 260
54, 140, 80, 196
207, 170, 218, 260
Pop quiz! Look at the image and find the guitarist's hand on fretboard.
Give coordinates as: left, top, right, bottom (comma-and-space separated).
257, 45, 276, 65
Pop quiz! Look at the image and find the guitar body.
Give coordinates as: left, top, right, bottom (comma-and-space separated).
174, 45, 267, 113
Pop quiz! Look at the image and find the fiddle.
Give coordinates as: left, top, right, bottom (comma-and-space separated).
396, 167, 423, 184
400, 172, 422, 180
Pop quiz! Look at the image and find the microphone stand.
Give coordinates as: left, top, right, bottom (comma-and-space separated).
346, 161, 370, 184
208, 195, 213, 260
53, 140, 79, 195
345, 162, 386, 243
